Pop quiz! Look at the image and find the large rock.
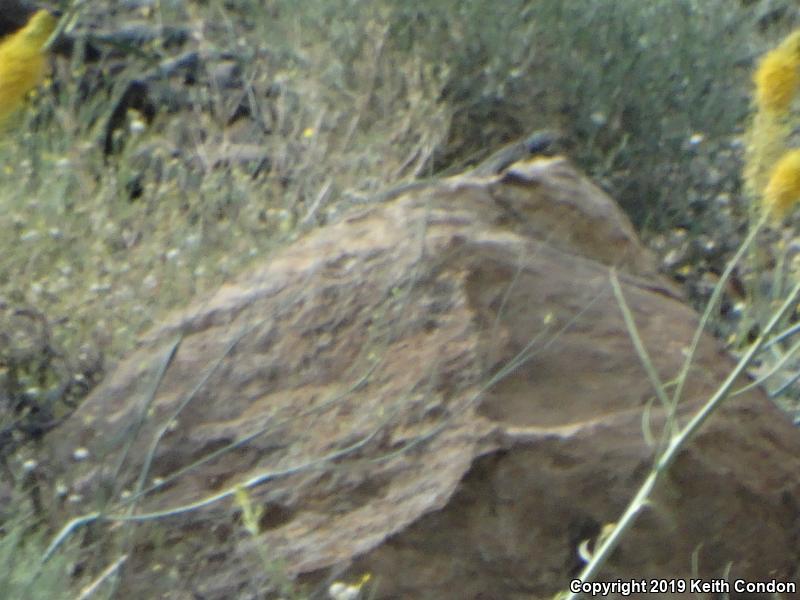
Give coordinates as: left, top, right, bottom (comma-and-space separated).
38, 157, 800, 599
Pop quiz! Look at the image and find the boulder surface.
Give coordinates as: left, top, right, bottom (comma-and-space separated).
40, 157, 800, 599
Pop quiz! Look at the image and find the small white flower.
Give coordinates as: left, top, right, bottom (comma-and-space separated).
688, 133, 705, 146
329, 582, 362, 600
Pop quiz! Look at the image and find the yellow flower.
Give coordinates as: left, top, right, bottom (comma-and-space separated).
0, 9, 57, 124
743, 111, 789, 199
763, 148, 800, 220
753, 30, 800, 116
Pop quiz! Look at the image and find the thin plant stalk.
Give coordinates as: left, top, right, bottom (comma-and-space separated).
563, 217, 796, 599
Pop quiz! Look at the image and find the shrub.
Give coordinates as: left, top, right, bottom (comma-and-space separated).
449, 0, 755, 230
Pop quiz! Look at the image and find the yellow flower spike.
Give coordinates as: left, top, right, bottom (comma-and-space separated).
0, 9, 57, 124
743, 111, 790, 199
763, 148, 800, 220
753, 29, 800, 116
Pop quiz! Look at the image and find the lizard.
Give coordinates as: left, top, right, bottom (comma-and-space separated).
372, 128, 563, 204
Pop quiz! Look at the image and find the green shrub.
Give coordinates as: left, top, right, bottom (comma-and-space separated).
389, 0, 756, 230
